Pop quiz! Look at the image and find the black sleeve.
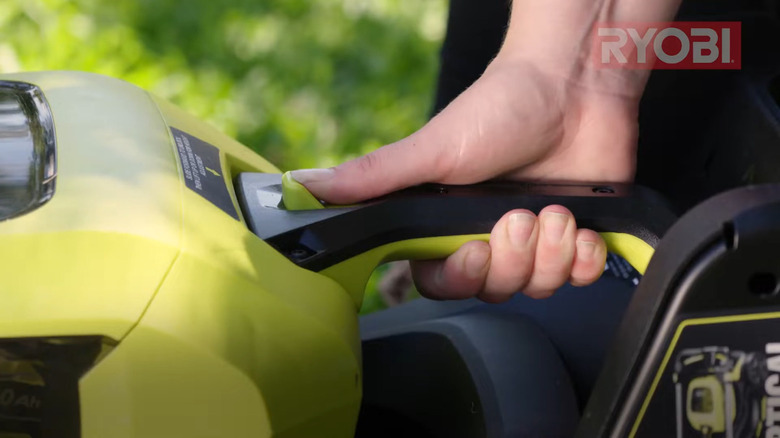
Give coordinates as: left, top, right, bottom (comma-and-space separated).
431, 0, 510, 116
431, 0, 778, 118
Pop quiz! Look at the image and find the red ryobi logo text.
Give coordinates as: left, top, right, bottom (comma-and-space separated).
594, 22, 741, 69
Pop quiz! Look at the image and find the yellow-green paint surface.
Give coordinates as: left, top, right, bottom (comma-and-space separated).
0, 71, 659, 438
323, 232, 654, 307
0, 72, 360, 437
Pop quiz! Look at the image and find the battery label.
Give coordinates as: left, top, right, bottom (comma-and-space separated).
170, 127, 238, 220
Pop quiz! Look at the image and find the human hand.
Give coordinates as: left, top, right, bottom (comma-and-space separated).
291, 55, 636, 301
290, 0, 679, 302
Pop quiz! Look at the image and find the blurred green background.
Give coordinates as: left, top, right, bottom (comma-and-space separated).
0, 0, 446, 170
0, 0, 446, 313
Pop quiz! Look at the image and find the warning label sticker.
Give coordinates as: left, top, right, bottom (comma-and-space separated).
633, 314, 780, 438
170, 127, 239, 220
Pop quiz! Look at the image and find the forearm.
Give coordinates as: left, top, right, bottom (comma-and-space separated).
499, 0, 683, 97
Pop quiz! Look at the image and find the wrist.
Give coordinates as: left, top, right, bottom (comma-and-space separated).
498, 0, 682, 99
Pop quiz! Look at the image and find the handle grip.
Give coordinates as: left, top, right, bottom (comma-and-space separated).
235, 173, 677, 306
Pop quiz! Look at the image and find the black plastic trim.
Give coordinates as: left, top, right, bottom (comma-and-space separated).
577, 184, 780, 437
235, 173, 677, 271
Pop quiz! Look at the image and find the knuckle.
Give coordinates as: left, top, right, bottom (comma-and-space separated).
356, 151, 379, 174
533, 260, 569, 280
484, 265, 532, 297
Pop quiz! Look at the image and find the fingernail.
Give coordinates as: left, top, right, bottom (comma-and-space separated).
541, 212, 569, 244
463, 247, 489, 280
289, 168, 335, 186
576, 240, 597, 260
508, 212, 535, 246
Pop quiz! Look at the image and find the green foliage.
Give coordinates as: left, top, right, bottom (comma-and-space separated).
0, 0, 446, 170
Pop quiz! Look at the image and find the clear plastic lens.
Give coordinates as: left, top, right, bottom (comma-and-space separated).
0, 81, 56, 221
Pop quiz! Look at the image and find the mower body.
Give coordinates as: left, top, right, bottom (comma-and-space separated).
0, 72, 362, 438
2, 62, 780, 438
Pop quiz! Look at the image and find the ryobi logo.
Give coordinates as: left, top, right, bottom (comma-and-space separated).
593, 22, 741, 69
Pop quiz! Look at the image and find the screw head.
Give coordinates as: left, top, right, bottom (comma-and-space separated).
592, 186, 615, 194
289, 248, 311, 261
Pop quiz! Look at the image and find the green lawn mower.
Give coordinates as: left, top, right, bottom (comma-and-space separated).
0, 32, 780, 437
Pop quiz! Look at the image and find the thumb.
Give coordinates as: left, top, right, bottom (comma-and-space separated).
289, 135, 448, 204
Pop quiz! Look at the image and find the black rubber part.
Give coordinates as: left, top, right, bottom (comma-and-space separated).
577, 183, 780, 437
235, 175, 677, 271
357, 311, 579, 438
